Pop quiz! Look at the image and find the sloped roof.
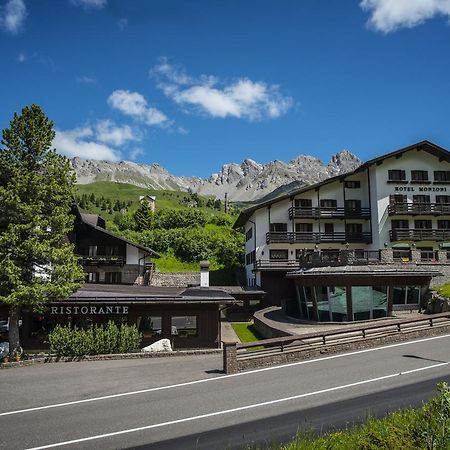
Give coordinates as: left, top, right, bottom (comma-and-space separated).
234, 140, 450, 228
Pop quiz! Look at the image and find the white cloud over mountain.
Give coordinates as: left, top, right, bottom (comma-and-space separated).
0, 0, 27, 34
95, 119, 140, 146
108, 89, 169, 126
360, 0, 450, 33
54, 127, 121, 161
151, 59, 293, 121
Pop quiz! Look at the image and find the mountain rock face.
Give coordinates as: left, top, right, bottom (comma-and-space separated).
72, 150, 362, 202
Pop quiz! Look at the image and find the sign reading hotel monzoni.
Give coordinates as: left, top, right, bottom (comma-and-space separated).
50, 305, 129, 315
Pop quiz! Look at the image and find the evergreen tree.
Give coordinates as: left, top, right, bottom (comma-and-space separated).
0, 105, 85, 354
134, 201, 154, 231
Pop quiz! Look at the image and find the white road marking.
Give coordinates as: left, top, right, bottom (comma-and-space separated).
27, 361, 450, 450
1, 333, 450, 418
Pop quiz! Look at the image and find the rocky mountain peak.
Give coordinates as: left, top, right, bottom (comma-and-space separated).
71, 148, 361, 201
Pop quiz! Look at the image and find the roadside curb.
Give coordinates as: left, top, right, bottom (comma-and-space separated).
0, 348, 222, 369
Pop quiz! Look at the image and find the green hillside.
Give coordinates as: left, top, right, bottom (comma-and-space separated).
74, 182, 244, 283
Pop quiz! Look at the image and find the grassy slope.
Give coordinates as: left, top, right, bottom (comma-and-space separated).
231, 322, 263, 342
75, 181, 240, 275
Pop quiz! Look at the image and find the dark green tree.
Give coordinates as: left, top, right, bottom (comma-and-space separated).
0, 105, 85, 354
134, 201, 154, 231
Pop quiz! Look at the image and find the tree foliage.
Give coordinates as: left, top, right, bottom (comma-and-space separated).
0, 104, 85, 352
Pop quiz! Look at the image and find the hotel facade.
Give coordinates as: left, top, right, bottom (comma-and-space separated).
234, 141, 450, 322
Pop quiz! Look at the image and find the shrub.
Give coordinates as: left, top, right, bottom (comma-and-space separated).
48, 321, 142, 357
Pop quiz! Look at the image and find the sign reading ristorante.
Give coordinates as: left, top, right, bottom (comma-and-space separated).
50, 305, 129, 315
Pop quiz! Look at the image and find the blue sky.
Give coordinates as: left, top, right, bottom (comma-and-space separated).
1, 0, 450, 177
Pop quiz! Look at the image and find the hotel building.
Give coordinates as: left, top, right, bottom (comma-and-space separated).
234, 140, 450, 322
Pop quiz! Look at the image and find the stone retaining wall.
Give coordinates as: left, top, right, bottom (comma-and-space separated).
150, 271, 200, 287
253, 306, 295, 338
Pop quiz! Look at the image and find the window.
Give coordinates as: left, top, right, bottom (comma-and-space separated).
411, 170, 429, 182
295, 248, 314, 260
393, 286, 420, 305
104, 246, 120, 256
295, 223, 313, 232
390, 194, 406, 204
345, 180, 360, 189
418, 247, 436, 261
391, 220, 409, 229
414, 220, 432, 229
434, 171, 450, 182
245, 250, 256, 265
345, 199, 361, 211
320, 199, 337, 209
171, 316, 197, 337
324, 223, 334, 234
269, 249, 288, 260
346, 223, 363, 234
388, 170, 406, 182
438, 220, 450, 229
105, 272, 122, 284
413, 195, 431, 204
88, 245, 98, 257
245, 227, 253, 242
436, 195, 450, 203
270, 223, 287, 232
295, 198, 312, 208
85, 272, 99, 283
137, 316, 162, 338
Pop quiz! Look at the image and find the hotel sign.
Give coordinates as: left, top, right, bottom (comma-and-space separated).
50, 305, 129, 315
394, 186, 447, 192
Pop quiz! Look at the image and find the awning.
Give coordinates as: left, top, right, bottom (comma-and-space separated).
440, 242, 450, 248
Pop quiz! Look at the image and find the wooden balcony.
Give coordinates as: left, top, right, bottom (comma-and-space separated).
389, 228, 450, 242
289, 206, 371, 220
388, 202, 450, 216
78, 255, 125, 266
266, 231, 372, 244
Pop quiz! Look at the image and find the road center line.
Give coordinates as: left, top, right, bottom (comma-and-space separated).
27, 361, 450, 450
2, 333, 450, 418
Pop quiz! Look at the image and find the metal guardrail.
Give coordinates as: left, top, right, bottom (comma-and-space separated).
236, 313, 450, 359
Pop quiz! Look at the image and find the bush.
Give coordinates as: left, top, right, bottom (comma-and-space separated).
48, 321, 142, 357
153, 208, 207, 229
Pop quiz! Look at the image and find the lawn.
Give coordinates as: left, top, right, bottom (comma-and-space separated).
231, 322, 263, 343
437, 283, 450, 298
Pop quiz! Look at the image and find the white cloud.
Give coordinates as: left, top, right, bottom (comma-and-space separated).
0, 0, 27, 34
53, 127, 121, 161
108, 89, 169, 126
129, 147, 144, 160
76, 75, 96, 84
151, 60, 293, 121
69, 0, 107, 10
16, 51, 26, 62
360, 0, 450, 33
95, 119, 140, 146
117, 18, 128, 31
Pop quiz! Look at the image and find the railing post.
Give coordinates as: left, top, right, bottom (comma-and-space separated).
222, 341, 238, 374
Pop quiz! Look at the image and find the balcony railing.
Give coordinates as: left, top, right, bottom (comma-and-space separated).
388, 202, 450, 216
389, 229, 450, 242
289, 206, 371, 220
78, 255, 125, 266
266, 231, 372, 244
254, 260, 301, 270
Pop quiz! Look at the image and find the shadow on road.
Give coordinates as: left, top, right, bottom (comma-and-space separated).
402, 354, 446, 364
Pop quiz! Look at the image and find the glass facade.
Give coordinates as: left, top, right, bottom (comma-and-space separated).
295, 284, 413, 322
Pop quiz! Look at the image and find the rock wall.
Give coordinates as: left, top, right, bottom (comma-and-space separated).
150, 271, 200, 288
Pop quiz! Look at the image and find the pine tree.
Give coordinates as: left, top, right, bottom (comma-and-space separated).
134, 201, 154, 231
0, 105, 85, 354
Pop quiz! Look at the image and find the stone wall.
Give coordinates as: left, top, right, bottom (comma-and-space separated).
150, 271, 200, 288
253, 306, 295, 338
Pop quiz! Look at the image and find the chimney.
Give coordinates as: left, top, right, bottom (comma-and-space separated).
200, 260, 210, 287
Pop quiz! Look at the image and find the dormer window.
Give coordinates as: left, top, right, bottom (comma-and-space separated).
388, 170, 406, 182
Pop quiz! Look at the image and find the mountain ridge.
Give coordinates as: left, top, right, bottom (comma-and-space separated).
71, 149, 362, 202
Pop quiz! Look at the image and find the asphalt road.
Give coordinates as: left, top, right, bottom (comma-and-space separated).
1, 334, 450, 450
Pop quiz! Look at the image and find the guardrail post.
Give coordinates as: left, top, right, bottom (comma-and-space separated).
362, 329, 366, 338
430, 319, 433, 327
322, 336, 326, 345
397, 323, 401, 332
222, 341, 238, 374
